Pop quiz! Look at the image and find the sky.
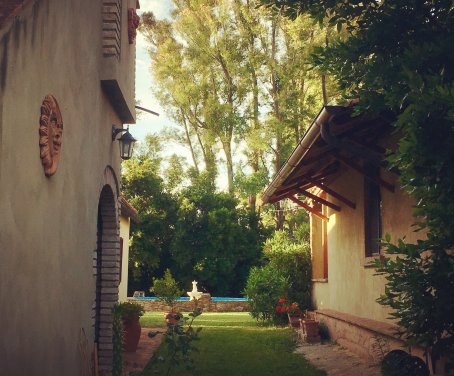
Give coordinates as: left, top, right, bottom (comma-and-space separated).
134, 0, 175, 143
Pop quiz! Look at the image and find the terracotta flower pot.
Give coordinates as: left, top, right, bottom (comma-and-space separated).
288, 314, 302, 328
301, 319, 320, 342
122, 319, 141, 352
165, 311, 181, 326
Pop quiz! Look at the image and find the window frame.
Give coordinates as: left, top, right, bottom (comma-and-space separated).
364, 165, 382, 258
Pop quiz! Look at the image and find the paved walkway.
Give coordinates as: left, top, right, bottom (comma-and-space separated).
122, 328, 164, 376
295, 342, 381, 376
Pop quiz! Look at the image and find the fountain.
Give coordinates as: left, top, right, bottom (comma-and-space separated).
187, 280, 203, 301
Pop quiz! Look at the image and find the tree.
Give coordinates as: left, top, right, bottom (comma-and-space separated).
140, 1, 334, 209
170, 171, 268, 296
122, 136, 179, 294
141, 1, 247, 194
262, 0, 454, 370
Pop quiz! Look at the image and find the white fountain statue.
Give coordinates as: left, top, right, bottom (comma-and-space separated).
187, 280, 203, 301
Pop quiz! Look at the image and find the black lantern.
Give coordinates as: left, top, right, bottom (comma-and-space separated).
112, 125, 137, 160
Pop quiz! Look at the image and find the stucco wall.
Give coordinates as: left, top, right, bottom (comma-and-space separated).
0, 0, 136, 374
312, 165, 422, 323
119, 215, 130, 302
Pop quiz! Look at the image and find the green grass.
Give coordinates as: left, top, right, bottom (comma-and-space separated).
140, 312, 261, 328
138, 312, 326, 376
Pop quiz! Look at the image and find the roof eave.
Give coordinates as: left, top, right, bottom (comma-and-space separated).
261, 106, 331, 205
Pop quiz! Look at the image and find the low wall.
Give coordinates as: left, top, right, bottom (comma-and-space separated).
128, 293, 250, 313
315, 309, 425, 364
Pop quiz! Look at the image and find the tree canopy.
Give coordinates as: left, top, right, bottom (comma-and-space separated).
123, 137, 270, 296
139, 0, 338, 214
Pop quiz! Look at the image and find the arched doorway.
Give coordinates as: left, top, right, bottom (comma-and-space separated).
94, 184, 120, 374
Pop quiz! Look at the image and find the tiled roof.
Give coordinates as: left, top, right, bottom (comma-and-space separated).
0, 0, 27, 29
120, 196, 140, 223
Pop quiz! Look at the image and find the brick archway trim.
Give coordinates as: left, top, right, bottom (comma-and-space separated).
100, 165, 119, 200
94, 165, 120, 375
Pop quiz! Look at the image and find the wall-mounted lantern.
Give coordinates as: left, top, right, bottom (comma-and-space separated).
112, 125, 137, 160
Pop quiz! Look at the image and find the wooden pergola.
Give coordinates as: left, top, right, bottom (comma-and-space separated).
261, 105, 394, 220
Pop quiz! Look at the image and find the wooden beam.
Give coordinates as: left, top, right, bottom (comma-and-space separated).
271, 164, 340, 203
303, 178, 356, 209
296, 188, 341, 212
272, 179, 318, 201
288, 195, 329, 221
335, 154, 395, 192
286, 160, 339, 187
268, 188, 299, 204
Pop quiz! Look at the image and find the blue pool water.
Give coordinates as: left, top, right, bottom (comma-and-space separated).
212, 297, 248, 302
134, 296, 248, 302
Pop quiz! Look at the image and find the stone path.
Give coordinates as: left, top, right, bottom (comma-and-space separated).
122, 328, 164, 376
295, 342, 382, 376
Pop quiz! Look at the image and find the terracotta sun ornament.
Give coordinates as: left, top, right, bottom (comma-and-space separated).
39, 94, 63, 177
128, 8, 140, 44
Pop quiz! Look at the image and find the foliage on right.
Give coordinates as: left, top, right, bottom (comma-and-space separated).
261, 0, 454, 370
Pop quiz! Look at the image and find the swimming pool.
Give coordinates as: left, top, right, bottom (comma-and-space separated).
134, 296, 249, 302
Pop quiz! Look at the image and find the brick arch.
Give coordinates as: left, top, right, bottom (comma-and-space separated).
93, 166, 120, 375
100, 165, 119, 200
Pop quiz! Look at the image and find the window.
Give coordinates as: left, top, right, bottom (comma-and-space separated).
311, 194, 328, 280
364, 166, 382, 257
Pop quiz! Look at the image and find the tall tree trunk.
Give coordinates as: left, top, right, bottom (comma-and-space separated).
222, 140, 234, 195
234, 0, 261, 211
270, 18, 285, 230
181, 111, 200, 174
248, 64, 260, 212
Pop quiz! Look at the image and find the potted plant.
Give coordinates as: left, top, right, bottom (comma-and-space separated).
118, 301, 144, 352
275, 298, 302, 328
300, 312, 320, 342
150, 269, 183, 325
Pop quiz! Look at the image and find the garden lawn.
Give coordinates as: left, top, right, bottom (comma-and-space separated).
138, 312, 326, 376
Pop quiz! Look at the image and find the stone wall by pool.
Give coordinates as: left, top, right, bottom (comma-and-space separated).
128, 293, 250, 312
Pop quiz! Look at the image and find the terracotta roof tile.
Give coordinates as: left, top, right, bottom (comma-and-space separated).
120, 196, 140, 223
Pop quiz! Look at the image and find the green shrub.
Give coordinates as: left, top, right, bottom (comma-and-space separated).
149, 307, 203, 375
112, 303, 123, 376
150, 269, 183, 312
243, 264, 288, 322
244, 231, 313, 323
118, 301, 145, 323
380, 350, 429, 376
264, 231, 312, 310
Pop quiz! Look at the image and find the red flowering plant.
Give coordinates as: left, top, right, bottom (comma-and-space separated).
275, 298, 301, 316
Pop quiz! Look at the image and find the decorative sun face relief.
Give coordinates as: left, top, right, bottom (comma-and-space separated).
39, 95, 63, 177
127, 8, 140, 44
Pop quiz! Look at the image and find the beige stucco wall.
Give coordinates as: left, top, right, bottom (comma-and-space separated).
312, 165, 423, 323
119, 215, 130, 302
0, 0, 136, 374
